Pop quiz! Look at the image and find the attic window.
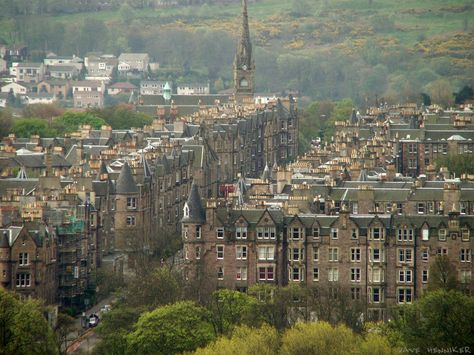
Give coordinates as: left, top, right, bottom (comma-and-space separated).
236, 227, 247, 240
422, 228, 429, 241
313, 228, 320, 239
183, 204, 189, 218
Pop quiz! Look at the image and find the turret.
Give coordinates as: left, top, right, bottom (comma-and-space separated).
182, 182, 206, 242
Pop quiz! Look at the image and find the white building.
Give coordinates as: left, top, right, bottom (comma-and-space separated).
117, 53, 149, 72
1, 82, 28, 96
140, 80, 170, 95
176, 83, 210, 95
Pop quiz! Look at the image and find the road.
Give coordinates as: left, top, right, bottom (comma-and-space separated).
66, 296, 115, 354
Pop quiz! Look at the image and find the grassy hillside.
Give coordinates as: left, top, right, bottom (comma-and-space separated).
0, 0, 473, 105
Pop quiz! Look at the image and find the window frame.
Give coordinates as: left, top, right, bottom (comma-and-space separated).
216, 227, 225, 239
19, 252, 29, 266
216, 245, 224, 260
126, 197, 137, 209
351, 247, 361, 262
235, 226, 248, 240
329, 247, 339, 262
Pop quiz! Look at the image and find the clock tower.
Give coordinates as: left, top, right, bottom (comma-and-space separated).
234, 0, 255, 101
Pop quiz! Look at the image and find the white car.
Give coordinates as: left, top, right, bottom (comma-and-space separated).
100, 305, 112, 314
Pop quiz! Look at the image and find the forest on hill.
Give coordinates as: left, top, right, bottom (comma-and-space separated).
0, 0, 473, 106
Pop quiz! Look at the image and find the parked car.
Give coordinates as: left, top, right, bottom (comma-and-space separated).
100, 304, 112, 314
88, 313, 100, 328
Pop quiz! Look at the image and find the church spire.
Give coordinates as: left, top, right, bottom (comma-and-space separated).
234, 0, 255, 100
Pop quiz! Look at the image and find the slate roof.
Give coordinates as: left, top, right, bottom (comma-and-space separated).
12, 154, 71, 169
115, 162, 138, 194
0, 226, 23, 247
182, 182, 206, 224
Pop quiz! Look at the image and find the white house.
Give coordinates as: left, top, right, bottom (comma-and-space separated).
117, 62, 131, 73
176, 83, 210, 95
117, 53, 149, 72
16, 62, 45, 83
24, 93, 56, 105
44, 54, 83, 71
1, 82, 28, 96
72, 80, 105, 108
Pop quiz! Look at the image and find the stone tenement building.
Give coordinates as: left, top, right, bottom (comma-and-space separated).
0, 223, 57, 305
0, 0, 299, 309
181, 182, 474, 321
181, 103, 474, 321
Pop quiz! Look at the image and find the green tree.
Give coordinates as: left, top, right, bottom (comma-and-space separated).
298, 100, 334, 152
52, 111, 106, 134
360, 331, 397, 355
248, 284, 307, 330
428, 255, 459, 291
208, 289, 257, 335
454, 85, 474, 105
389, 290, 474, 351
91, 105, 153, 129
0, 289, 57, 354
435, 154, 474, 177
95, 307, 144, 355
120, 3, 135, 25
123, 266, 182, 309
426, 79, 454, 107
194, 324, 280, 355
55, 313, 75, 355
324, 98, 353, 140
280, 321, 360, 355
12, 118, 57, 137
127, 301, 215, 354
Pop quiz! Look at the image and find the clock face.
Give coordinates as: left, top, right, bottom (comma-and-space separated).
242, 64, 247, 70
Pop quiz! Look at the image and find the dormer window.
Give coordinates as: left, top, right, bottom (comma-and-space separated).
313, 228, 320, 239
236, 227, 247, 239
461, 228, 470, 241
422, 228, 429, 241
257, 227, 276, 239
183, 203, 189, 218
371, 227, 383, 240
291, 227, 303, 240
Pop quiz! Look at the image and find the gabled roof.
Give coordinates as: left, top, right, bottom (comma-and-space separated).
96, 160, 108, 180
115, 162, 138, 194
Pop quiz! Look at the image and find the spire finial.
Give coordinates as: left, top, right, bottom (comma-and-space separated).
234, 0, 254, 98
